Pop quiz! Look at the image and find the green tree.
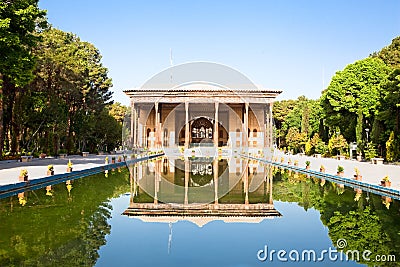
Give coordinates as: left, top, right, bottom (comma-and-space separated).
364, 142, 377, 160
327, 207, 392, 265
381, 69, 400, 133
310, 133, 327, 155
305, 139, 312, 155
276, 96, 322, 149
386, 131, 399, 162
328, 134, 348, 156
27, 28, 113, 154
376, 36, 400, 69
286, 127, 307, 153
273, 99, 296, 147
0, 0, 46, 157
355, 107, 364, 154
108, 102, 128, 124
321, 58, 391, 142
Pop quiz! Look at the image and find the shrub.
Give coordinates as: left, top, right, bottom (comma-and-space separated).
20, 169, 28, 177
364, 142, 377, 161
315, 141, 328, 155
67, 160, 73, 168
328, 134, 348, 155
337, 165, 344, 173
386, 131, 399, 162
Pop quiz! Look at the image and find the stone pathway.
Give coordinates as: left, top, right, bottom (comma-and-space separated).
0, 154, 124, 186
1, 151, 399, 193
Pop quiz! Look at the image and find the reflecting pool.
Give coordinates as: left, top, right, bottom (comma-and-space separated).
0, 157, 399, 266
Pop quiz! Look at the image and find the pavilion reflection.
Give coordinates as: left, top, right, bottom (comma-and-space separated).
123, 156, 281, 226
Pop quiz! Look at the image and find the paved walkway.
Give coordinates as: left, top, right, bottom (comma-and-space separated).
1, 151, 399, 193
273, 150, 400, 191
0, 154, 122, 185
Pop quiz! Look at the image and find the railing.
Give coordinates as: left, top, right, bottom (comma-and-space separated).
242, 154, 400, 201
0, 153, 164, 199
189, 143, 214, 148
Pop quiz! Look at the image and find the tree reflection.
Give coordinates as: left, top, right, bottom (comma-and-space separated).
0, 170, 129, 266
273, 167, 400, 265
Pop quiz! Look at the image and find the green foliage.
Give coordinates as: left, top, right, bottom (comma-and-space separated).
309, 133, 327, 155
328, 134, 348, 155
19, 169, 28, 177
364, 142, 377, 160
0, 0, 47, 85
314, 142, 327, 155
385, 131, 399, 162
321, 57, 391, 142
355, 108, 364, 152
322, 57, 390, 118
285, 127, 307, 153
379, 68, 400, 148
273, 99, 297, 147
0, 25, 119, 156
0, 0, 47, 158
301, 103, 310, 135
305, 140, 312, 155
108, 102, 128, 124
376, 36, 400, 69
327, 207, 392, 264
274, 97, 322, 148
0, 169, 130, 266
274, 171, 400, 263
337, 165, 344, 173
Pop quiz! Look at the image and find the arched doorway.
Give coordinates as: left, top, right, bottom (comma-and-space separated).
178, 117, 229, 147
191, 117, 213, 145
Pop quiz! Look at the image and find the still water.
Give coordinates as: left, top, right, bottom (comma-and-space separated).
0, 157, 399, 266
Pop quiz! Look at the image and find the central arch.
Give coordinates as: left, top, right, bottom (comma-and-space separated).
178, 116, 229, 147
191, 117, 213, 145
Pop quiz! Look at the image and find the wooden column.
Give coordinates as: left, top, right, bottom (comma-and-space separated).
214, 102, 219, 147
129, 165, 134, 207
130, 164, 139, 207
264, 165, 269, 203
143, 125, 146, 148
133, 164, 137, 196
158, 104, 162, 149
185, 102, 190, 149
130, 100, 135, 148
264, 105, 268, 149
184, 159, 189, 205
269, 102, 273, 149
154, 160, 160, 204
243, 103, 249, 149
214, 159, 219, 205
155, 102, 159, 149
133, 105, 138, 148
269, 166, 273, 204
244, 159, 249, 205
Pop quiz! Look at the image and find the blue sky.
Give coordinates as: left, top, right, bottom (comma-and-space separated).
39, 0, 400, 106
